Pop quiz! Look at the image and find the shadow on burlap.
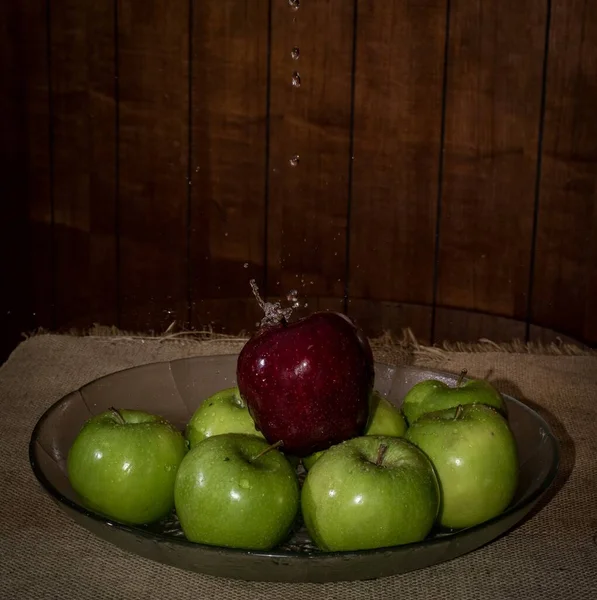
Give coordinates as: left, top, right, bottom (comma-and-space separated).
1, 331, 596, 599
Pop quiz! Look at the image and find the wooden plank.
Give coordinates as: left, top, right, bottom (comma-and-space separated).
266, 0, 354, 304
348, 301, 433, 345
0, 2, 32, 361
189, 0, 269, 336
51, 1, 117, 331
267, 295, 343, 319
434, 307, 526, 344
531, 0, 597, 346
435, 0, 548, 335
348, 0, 447, 343
117, 0, 189, 332
18, 1, 54, 333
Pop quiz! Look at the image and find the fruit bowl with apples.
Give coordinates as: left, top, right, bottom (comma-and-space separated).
29, 298, 559, 583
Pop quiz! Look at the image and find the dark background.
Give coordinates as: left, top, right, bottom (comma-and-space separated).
2, 0, 596, 363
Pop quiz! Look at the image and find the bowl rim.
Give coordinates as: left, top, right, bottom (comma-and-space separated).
29, 353, 561, 561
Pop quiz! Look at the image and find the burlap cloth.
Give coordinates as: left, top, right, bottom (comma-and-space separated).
1, 332, 596, 599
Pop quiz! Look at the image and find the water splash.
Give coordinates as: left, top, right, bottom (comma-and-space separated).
292, 72, 301, 87
250, 279, 294, 327
291, 46, 300, 60
289, 154, 300, 167
288, 0, 300, 10
249, 280, 311, 327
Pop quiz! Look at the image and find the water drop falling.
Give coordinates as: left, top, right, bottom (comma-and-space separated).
288, 0, 300, 10
289, 154, 300, 167
243, 263, 249, 268
292, 71, 301, 87
291, 46, 300, 60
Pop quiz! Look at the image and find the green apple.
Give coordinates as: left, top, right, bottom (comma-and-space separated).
67, 408, 187, 525
174, 433, 300, 550
405, 403, 519, 530
401, 370, 506, 425
365, 390, 408, 437
301, 436, 440, 551
302, 451, 324, 471
302, 390, 407, 470
185, 387, 265, 449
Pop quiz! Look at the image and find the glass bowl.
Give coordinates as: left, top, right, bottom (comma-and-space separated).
29, 355, 559, 582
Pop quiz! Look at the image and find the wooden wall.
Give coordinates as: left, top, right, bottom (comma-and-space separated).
2, 0, 597, 362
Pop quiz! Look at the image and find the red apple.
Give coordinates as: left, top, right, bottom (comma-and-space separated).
236, 311, 374, 457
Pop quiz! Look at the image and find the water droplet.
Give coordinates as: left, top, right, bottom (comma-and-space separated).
286, 289, 301, 309
291, 46, 300, 60
224, 232, 229, 237
240, 479, 250, 489
292, 71, 301, 87
289, 154, 300, 167
243, 262, 249, 268
288, 0, 300, 10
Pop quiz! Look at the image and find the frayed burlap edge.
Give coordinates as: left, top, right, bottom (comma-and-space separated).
19, 323, 597, 366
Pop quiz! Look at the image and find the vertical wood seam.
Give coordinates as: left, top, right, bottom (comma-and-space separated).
45, 0, 56, 330
114, 0, 121, 329
186, 0, 194, 327
525, 0, 553, 342
343, 0, 359, 314
263, 0, 273, 300
430, 0, 452, 344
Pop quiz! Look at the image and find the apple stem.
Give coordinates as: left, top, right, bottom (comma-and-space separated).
234, 392, 246, 409
456, 369, 468, 388
454, 405, 464, 420
250, 440, 284, 462
108, 406, 126, 425
375, 443, 388, 467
